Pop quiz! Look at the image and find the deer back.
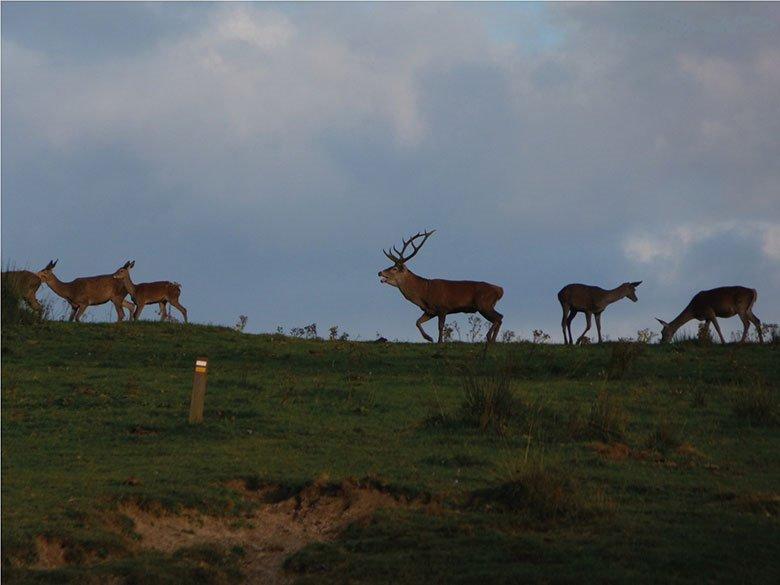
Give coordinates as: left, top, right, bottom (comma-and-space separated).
689, 286, 757, 319
133, 281, 180, 303
68, 274, 129, 304
2, 270, 42, 295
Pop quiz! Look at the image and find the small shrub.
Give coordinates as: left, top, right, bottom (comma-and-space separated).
636, 328, 658, 344
757, 323, 778, 343
532, 329, 550, 344
460, 369, 516, 435
328, 326, 350, 341
233, 315, 248, 332
697, 322, 713, 344
501, 330, 516, 343
467, 314, 485, 342
290, 323, 319, 339
440, 321, 456, 342
605, 341, 642, 380
587, 390, 629, 442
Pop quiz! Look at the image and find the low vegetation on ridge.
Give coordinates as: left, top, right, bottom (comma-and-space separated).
2, 319, 779, 583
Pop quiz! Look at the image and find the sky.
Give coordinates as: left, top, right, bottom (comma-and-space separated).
2, 2, 779, 341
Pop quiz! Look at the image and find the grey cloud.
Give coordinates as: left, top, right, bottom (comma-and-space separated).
2, 3, 778, 341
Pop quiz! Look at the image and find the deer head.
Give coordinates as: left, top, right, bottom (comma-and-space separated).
36, 259, 58, 284
656, 317, 672, 343
378, 230, 435, 288
624, 281, 642, 302
112, 260, 136, 292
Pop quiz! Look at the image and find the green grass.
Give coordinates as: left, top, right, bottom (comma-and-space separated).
2, 321, 779, 583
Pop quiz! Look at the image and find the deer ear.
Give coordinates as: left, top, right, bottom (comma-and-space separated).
129, 260, 135, 268
631, 281, 642, 287
656, 318, 668, 327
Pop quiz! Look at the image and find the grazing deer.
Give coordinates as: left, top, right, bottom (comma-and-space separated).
112, 265, 188, 323
656, 286, 762, 344
378, 230, 504, 343
36, 260, 136, 322
558, 281, 642, 345
2, 269, 43, 313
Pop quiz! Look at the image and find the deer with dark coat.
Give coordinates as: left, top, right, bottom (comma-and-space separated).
558, 281, 642, 345
657, 286, 762, 344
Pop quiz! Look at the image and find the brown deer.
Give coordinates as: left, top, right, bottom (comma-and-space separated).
112, 265, 188, 323
36, 260, 136, 322
558, 281, 642, 345
378, 230, 504, 343
2, 269, 43, 313
656, 286, 762, 344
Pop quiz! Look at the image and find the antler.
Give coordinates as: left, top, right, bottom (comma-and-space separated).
383, 230, 436, 264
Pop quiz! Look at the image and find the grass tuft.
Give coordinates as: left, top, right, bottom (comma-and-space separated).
587, 389, 629, 442
460, 369, 517, 435
467, 457, 612, 525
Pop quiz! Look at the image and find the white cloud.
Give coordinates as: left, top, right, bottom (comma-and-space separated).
624, 221, 780, 272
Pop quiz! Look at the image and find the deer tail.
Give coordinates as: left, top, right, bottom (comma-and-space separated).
749, 288, 758, 312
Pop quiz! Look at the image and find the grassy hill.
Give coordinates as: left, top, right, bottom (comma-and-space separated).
2, 321, 779, 583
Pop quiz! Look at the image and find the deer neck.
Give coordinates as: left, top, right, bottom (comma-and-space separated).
121, 275, 136, 296
397, 270, 430, 308
45, 274, 75, 302
666, 306, 696, 338
600, 286, 629, 307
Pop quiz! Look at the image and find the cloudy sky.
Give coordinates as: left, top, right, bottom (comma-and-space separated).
3, 2, 779, 341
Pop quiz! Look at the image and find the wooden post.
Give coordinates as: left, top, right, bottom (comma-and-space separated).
189, 357, 208, 424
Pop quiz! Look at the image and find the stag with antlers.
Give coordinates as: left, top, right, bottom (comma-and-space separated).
36, 260, 136, 322
378, 230, 504, 343
657, 286, 762, 344
558, 281, 642, 345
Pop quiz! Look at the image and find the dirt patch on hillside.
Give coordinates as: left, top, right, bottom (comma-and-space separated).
587, 441, 632, 461
118, 479, 415, 584
32, 536, 68, 570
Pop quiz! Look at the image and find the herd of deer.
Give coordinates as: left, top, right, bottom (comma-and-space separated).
2, 260, 187, 323
3, 230, 766, 344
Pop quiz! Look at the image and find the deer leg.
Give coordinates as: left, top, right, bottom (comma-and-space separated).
595, 312, 603, 343
158, 301, 168, 321
710, 317, 726, 344
26, 293, 43, 313
436, 314, 447, 343
133, 301, 146, 321
416, 313, 434, 342
748, 312, 763, 343
739, 314, 751, 343
566, 310, 578, 346
170, 299, 188, 323
68, 304, 79, 322
113, 300, 125, 322
480, 309, 502, 343
560, 304, 569, 345
74, 305, 88, 322
123, 300, 136, 320
577, 312, 592, 345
